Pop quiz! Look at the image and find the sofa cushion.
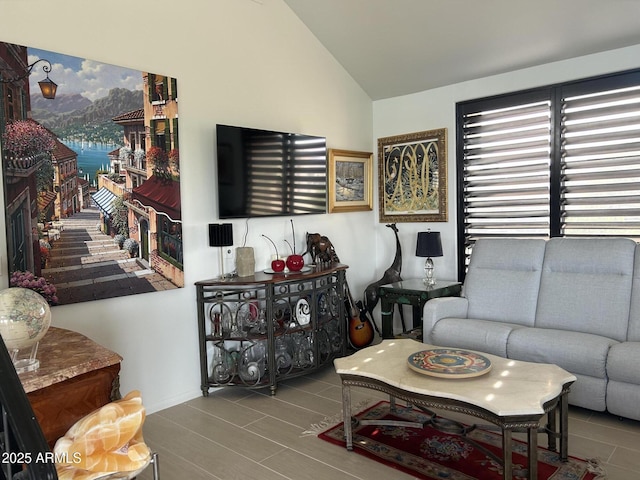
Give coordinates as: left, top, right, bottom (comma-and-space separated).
423, 297, 469, 344
535, 237, 635, 342
431, 318, 523, 357
507, 327, 616, 379
627, 244, 640, 342
567, 373, 607, 412
607, 381, 640, 420
607, 342, 640, 383
464, 238, 546, 326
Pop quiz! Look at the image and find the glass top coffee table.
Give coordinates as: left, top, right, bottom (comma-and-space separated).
334, 339, 576, 480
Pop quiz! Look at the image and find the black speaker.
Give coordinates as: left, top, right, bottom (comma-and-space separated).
209, 223, 233, 247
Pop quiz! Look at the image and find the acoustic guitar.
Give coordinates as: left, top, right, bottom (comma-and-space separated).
345, 284, 375, 349
355, 299, 381, 337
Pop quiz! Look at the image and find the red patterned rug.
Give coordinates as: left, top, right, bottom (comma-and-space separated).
317, 401, 605, 480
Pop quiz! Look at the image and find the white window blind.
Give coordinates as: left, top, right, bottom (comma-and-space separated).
461, 100, 551, 239
562, 85, 640, 236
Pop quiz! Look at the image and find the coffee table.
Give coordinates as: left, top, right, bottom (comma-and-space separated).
334, 339, 576, 480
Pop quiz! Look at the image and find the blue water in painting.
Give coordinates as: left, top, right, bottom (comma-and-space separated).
63, 141, 118, 187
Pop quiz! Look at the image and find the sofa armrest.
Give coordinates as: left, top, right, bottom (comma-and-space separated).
423, 296, 469, 343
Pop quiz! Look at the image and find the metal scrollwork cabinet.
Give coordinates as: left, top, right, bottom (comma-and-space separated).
195, 264, 348, 395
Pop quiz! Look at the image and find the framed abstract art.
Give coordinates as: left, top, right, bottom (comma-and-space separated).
378, 128, 447, 223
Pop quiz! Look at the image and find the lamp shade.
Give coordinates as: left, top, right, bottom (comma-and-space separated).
38, 77, 57, 100
209, 223, 233, 247
416, 231, 443, 257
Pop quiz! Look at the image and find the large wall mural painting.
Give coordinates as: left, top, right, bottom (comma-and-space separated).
0, 41, 183, 306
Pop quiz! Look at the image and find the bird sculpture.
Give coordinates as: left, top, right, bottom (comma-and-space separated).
364, 223, 405, 330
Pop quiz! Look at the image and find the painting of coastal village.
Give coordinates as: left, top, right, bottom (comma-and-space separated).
0, 41, 183, 305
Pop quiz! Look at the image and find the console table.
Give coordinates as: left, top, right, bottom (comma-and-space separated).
196, 264, 348, 395
378, 279, 461, 338
19, 327, 122, 447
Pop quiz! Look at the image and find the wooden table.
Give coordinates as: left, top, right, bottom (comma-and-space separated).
19, 327, 122, 447
334, 339, 576, 480
378, 279, 461, 338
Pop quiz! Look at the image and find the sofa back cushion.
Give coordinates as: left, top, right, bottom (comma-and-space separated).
465, 238, 546, 325
535, 237, 635, 342
627, 243, 640, 341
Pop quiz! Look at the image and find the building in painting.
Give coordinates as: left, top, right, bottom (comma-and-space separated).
131, 73, 182, 287
1, 44, 43, 274
112, 108, 146, 189
109, 74, 183, 288
0, 43, 32, 122
51, 139, 79, 219
77, 176, 91, 209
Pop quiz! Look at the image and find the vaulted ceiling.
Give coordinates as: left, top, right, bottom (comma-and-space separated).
284, 0, 640, 100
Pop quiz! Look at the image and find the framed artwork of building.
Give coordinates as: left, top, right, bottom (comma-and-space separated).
0, 40, 184, 306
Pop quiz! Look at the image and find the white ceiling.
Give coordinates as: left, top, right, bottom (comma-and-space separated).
283, 0, 640, 100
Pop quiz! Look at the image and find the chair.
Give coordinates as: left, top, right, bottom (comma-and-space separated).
0, 336, 159, 480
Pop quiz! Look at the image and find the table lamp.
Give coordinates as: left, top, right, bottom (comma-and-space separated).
209, 223, 233, 279
416, 231, 443, 286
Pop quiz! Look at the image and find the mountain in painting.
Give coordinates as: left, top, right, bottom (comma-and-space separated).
31, 88, 143, 144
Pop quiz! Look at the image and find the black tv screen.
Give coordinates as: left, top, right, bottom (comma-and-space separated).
216, 124, 327, 219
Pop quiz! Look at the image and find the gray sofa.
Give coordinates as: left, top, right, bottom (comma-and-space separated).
423, 237, 640, 421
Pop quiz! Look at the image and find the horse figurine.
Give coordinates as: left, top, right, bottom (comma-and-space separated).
302, 232, 340, 267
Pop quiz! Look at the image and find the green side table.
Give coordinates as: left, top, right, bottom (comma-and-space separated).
378, 279, 462, 339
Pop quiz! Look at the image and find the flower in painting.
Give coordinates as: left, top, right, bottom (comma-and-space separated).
134, 148, 146, 164
119, 146, 132, 161
147, 146, 168, 167
168, 148, 179, 172
10, 271, 58, 306
2, 120, 56, 158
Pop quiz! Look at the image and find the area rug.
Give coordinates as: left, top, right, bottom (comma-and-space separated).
317, 401, 605, 480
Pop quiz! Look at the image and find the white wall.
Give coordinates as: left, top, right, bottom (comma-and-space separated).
0, 0, 375, 413
373, 44, 640, 296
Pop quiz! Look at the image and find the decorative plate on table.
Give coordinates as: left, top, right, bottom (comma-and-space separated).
264, 266, 312, 274
407, 349, 492, 378
295, 297, 311, 325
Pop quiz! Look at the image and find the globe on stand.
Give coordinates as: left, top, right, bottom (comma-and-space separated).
0, 287, 52, 374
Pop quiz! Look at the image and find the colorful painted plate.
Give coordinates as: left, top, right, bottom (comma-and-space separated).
407, 349, 492, 378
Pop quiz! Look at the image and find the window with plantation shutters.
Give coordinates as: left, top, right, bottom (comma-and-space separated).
456, 69, 640, 280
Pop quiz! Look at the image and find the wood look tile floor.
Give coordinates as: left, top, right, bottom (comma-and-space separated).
139, 366, 640, 479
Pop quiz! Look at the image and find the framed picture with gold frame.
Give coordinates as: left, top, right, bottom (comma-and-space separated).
378, 128, 447, 223
327, 149, 373, 213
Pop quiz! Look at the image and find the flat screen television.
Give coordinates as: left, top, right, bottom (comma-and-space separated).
216, 124, 327, 219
